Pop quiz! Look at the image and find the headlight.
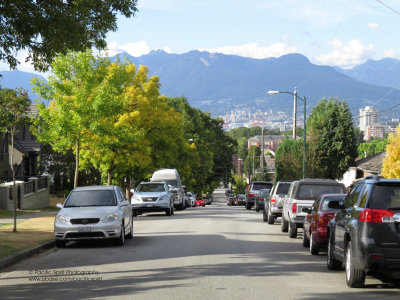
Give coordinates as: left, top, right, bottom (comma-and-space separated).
131, 195, 142, 203
159, 195, 169, 202
55, 215, 68, 224
103, 213, 119, 223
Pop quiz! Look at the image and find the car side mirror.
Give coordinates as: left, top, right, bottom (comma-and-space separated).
56, 203, 63, 209
302, 207, 310, 213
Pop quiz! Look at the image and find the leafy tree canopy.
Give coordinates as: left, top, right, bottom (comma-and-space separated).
0, 0, 138, 71
382, 125, 400, 178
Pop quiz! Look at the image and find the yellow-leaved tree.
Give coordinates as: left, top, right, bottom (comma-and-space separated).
382, 124, 400, 178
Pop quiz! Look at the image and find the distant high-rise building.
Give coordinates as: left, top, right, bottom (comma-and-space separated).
359, 106, 379, 132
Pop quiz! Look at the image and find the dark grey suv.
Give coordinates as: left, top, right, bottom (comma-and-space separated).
327, 175, 400, 287
245, 181, 273, 210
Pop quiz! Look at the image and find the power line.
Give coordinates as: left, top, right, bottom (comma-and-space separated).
375, 0, 400, 15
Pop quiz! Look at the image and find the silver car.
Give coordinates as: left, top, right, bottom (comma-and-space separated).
131, 181, 174, 216
54, 186, 133, 248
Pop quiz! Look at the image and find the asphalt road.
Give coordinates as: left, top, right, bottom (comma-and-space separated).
1, 188, 399, 299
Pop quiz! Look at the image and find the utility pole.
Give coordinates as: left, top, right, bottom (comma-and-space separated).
260, 127, 264, 170
293, 87, 297, 139
252, 150, 255, 181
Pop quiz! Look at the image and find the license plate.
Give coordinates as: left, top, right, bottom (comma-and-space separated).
147, 204, 154, 207
78, 226, 91, 232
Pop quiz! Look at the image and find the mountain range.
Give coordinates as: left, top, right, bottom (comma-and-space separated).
1, 51, 400, 119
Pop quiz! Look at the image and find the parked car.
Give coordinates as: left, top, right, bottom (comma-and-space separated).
185, 191, 195, 207
263, 181, 292, 224
151, 169, 185, 210
302, 194, 346, 255
245, 181, 273, 210
255, 188, 270, 212
282, 179, 346, 238
54, 186, 133, 248
195, 195, 206, 207
204, 194, 213, 205
227, 196, 236, 206
236, 194, 246, 206
131, 181, 174, 216
327, 175, 400, 288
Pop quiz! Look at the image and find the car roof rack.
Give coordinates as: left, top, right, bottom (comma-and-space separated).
364, 175, 381, 180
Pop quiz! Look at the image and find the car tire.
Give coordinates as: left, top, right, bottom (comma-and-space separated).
327, 233, 342, 270
302, 228, 310, 247
263, 209, 268, 222
166, 207, 171, 216
345, 241, 366, 288
267, 206, 275, 224
310, 232, 319, 255
116, 223, 125, 246
281, 216, 289, 232
132, 211, 137, 217
288, 220, 297, 238
55, 240, 66, 248
245, 204, 251, 210
126, 218, 134, 239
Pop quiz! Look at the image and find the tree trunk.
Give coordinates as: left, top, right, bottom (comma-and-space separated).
125, 177, 131, 199
107, 162, 114, 185
10, 131, 17, 232
74, 139, 79, 188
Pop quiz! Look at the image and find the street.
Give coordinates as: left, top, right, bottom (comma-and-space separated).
0, 189, 399, 300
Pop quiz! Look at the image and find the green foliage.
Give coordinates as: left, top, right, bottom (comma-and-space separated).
306, 98, 357, 179
275, 138, 303, 181
357, 138, 388, 158
0, 88, 31, 134
383, 125, 400, 178
0, 1, 138, 71
232, 174, 247, 195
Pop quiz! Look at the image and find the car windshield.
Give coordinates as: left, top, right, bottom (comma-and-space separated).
137, 183, 166, 192
321, 196, 346, 212
298, 184, 344, 200
276, 183, 291, 196
64, 190, 117, 207
165, 180, 178, 188
370, 183, 400, 209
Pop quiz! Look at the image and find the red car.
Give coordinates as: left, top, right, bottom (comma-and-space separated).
195, 196, 205, 207
302, 194, 346, 255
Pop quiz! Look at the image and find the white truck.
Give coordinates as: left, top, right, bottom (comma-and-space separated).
282, 179, 346, 238
151, 169, 186, 210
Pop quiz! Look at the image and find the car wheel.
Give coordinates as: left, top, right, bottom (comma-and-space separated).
166, 207, 171, 216
309, 232, 319, 255
263, 209, 268, 222
302, 228, 310, 247
267, 206, 275, 224
288, 220, 297, 238
327, 233, 342, 270
132, 211, 137, 217
55, 240, 66, 248
116, 223, 125, 246
281, 216, 289, 232
345, 241, 366, 288
245, 204, 251, 210
126, 218, 134, 239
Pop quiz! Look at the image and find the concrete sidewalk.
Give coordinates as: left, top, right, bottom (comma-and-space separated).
0, 211, 58, 225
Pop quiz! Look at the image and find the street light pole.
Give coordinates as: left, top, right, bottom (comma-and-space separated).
268, 89, 307, 179
293, 88, 297, 139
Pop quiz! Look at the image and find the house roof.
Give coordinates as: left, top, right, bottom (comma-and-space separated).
356, 151, 386, 174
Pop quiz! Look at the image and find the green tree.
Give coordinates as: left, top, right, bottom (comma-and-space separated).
306, 98, 357, 179
0, 1, 138, 71
358, 138, 388, 158
32, 50, 111, 187
0, 88, 31, 232
275, 138, 303, 181
382, 124, 400, 178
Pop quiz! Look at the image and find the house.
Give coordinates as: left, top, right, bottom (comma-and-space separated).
339, 152, 386, 187
247, 135, 285, 152
0, 104, 40, 181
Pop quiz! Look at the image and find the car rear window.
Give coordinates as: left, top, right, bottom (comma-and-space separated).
65, 190, 117, 207
258, 189, 270, 197
370, 183, 400, 209
321, 196, 346, 212
297, 184, 345, 200
276, 183, 291, 196
252, 183, 272, 190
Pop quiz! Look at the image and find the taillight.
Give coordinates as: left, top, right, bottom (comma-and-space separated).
318, 213, 334, 227
359, 209, 395, 223
271, 196, 276, 205
292, 203, 297, 214
249, 193, 254, 197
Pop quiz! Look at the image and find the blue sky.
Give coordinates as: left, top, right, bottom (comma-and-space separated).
106, 0, 400, 68
2, 0, 400, 73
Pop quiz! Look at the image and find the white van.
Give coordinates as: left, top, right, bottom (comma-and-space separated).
151, 169, 185, 210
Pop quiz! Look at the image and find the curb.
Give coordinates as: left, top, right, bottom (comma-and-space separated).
0, 240, 55, 271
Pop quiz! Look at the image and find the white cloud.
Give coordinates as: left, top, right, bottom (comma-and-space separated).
314, 39, 375, 68
199, 42, 298, 59
107, 41, 151, 57
200, 57, 210, 67
384, 49, 397, 58
368, 22, 380, 30
0, 51, 43, 75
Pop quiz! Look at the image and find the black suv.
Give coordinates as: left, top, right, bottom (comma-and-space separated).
327, 175, 400, 288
